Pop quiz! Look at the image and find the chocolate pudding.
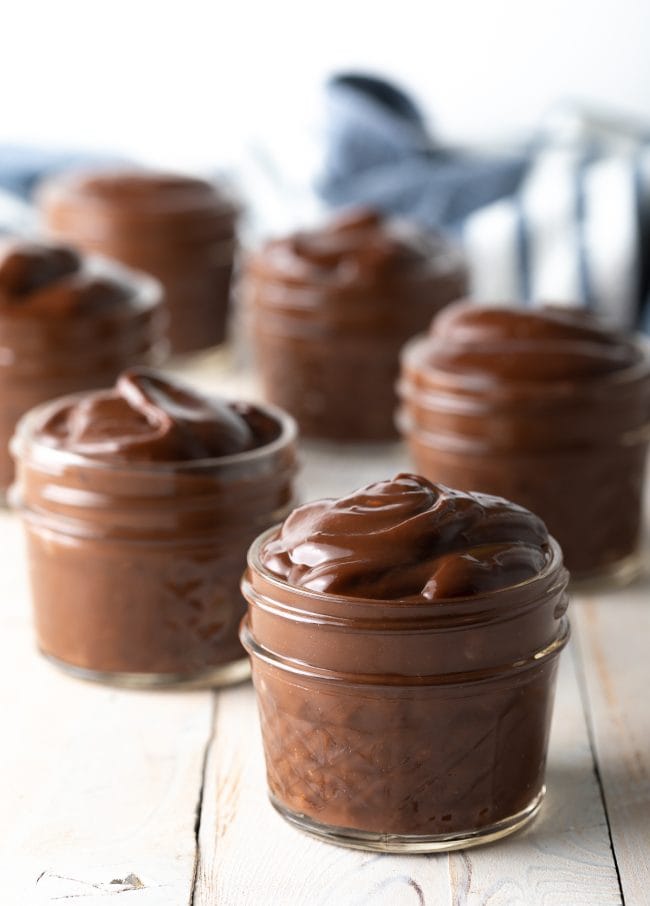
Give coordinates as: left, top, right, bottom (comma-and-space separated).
40, 169, 239, 354
0, 238, 164, 491
399, 303, 650, 579
11, 368, 297, 687
241, 474, 569, 851
243, 209, 466, 440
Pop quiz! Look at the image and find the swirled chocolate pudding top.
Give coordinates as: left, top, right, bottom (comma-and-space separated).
261, 473, 551, 600
40, 169, 237, 223
33, 368, 282, 462
248, 208, 465, 290
423, 303, 642, 383
0, 239, 138, 318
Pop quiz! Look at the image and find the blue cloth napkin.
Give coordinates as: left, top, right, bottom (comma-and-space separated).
318, 74, 650, 331
319, 74, 529, 231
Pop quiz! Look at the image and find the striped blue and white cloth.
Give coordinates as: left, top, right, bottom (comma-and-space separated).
318, 74, 650, 332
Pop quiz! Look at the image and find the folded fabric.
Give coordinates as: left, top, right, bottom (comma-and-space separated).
319, 74, 529, 231
318, 74, 650, 331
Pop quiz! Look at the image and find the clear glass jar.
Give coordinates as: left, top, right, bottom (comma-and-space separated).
11, 401, 297, 688
241, 528, 569, 852
40, 170, 239, 355
399, 334, 650, 581
0, 259, 165, 493
242, 215, 467, 441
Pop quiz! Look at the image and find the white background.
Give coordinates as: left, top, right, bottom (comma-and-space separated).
2, 0, 650, 170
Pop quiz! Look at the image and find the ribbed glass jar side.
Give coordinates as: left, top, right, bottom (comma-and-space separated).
11, 401, 298, 687
242, 266, 466, 441
398, 334, 650, 579
41, 176, 239, 355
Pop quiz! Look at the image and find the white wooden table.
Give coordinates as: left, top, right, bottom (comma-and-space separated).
1, 360, 648, 905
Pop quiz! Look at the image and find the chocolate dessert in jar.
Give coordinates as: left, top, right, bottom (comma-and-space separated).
0, 238, 165, 493
11, 368, 297, 687
241, 474, 569, 852
39, 169, 239, 355
242, 209, 467, 441
398, 302, 650, 581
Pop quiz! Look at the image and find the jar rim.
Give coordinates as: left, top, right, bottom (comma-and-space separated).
11, 397, 298, 475
246, 524, 567, 611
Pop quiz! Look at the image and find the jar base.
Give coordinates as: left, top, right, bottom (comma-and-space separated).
570, 549, 644, 592
268, 786, 545, 853
41, 651, 251, 690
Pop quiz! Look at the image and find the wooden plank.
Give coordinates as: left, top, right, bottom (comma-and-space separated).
0, 513, 215, 905
573, 575, 650, 906
193, 644, 621, 905
299, 439, 411, 500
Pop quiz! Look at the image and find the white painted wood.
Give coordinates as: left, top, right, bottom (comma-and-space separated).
573, 576, 650, 906
0, 513, 214, 905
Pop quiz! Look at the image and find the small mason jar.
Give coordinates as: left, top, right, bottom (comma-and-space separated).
399, 332, 650, 582
241, 528, 569, 853
11, 401, 297, 688
40, 169, 239, 355
0, 257, 165, 494
242, 210, 466, 441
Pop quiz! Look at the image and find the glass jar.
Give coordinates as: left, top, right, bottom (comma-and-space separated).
242, 211, 467, 441
11, 401, 297, 688
39, 169, 239, 355
241, 528, 569, 852
399, 334, 650, 581
0, 259, 165, 494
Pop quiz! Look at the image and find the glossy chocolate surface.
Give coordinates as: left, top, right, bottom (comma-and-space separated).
0, 239, 143, 319
262, 473, 549, 599
38, 367, 262, 461
0, 239, 164, 490
399, 302, 650, 576
424, 303, 642, 382
245, 209, 467, 440
249, 208, 456, 291
40, 169, 238, 354
242, 475, 568, 840
12, 370, 297, 679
